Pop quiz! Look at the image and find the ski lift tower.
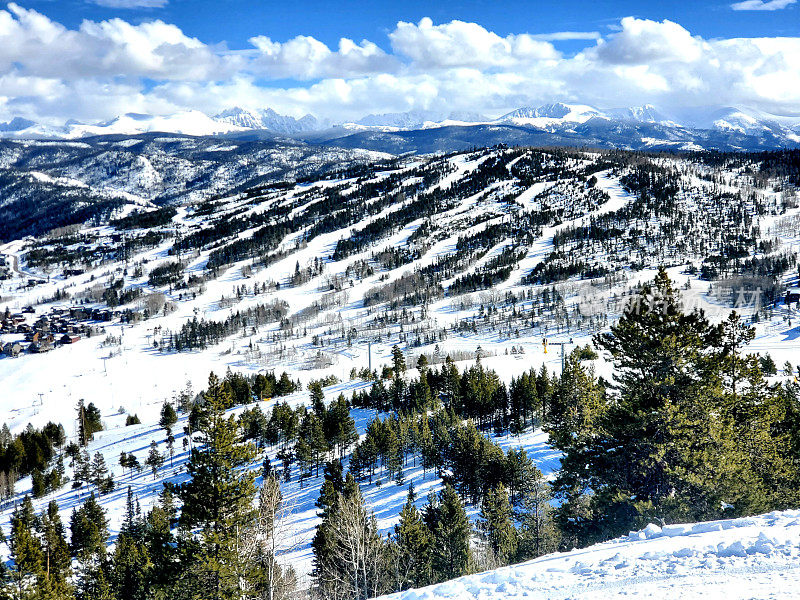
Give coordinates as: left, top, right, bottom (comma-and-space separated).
542, 337, 574, 373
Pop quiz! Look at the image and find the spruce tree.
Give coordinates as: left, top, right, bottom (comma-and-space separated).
478, 484, 517, 565
430, 485, 471, 583
143, 487, 177, 597
9, 496, 43, 598
71, 494, 110, 600
112, 532, 151, 600
38, 500, 73, 599
159, 402, 178, 433
174, 372, 257, 600
144, 441, 164, 480
394, 484, 431, 590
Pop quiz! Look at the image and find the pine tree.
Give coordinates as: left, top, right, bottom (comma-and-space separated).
430, 485, 471, 583
71, 494, 110, 600
309, 381, 326, 417
143, 487, 177, 597
174, 372, 257, 600
91, 452, 109, 491
38, 500, 73, 599
112, 532, 151, 600
554, 269, 775, 544
311, 462, 345, 584
159, 402, 178, 433
393, 484, 431, 590
478, 484, 517, 565
517, 466, 558, 560
9, 496, 44, 598
144, 441, 164, 480
324, 395, 358, 458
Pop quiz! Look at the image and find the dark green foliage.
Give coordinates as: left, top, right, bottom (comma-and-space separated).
478, 484, 517, 565
394, 485, 431, 590
174, 372, 257, 600
549, 270, 799, 546
159, 402, 178, 432
427, 485, 471, 582
148, 261, 185, 288
112, 207, 177, 230
0, 422, 67, 497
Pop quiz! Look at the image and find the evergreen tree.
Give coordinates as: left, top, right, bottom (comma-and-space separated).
174, 372, 257, 600
38, 500, 73, 599
393, 484, 431, 590
71, 494, 110, 600
554, 269, 778, 545
429, 485, 471, 583
112, 532, 151, 600
517, 466, 558, 560
324, 395, 358, 458
478, 484, 517, 565
309, 382, 326, 417
159, 402, 178, 433
9, 496, 43, 598
144, 442, 164, 480
143, 487, 177, 597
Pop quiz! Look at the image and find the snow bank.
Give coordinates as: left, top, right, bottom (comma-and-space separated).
374, 510, 800, 599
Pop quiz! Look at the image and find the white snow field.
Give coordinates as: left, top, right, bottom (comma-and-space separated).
374, 510, 800, 600
0, 145, 799, 590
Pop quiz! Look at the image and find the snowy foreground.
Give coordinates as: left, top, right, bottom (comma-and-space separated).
375, 510, 800, 600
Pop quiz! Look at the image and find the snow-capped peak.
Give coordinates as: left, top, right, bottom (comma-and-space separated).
496, 103, 604, 129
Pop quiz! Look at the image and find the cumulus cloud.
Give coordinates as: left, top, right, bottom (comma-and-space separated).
0, 3, 229, 80
731, 0, 795, 10
389, 18, 559, 69
0, 7, 799, 126
591, 17, 706, 64
248, 34, 398, 79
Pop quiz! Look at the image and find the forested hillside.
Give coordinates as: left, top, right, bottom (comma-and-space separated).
0, 145, 798, 599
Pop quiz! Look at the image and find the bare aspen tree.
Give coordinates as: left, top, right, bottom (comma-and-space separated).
317, 489, 388, 600
241, 476, 299, 600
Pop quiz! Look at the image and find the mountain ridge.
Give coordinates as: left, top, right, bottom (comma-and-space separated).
2, 102, 800, 152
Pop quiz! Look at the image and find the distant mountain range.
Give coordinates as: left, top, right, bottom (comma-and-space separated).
2, 102, 799, 152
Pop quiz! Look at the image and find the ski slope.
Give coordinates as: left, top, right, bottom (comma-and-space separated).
374, 510, 800, 600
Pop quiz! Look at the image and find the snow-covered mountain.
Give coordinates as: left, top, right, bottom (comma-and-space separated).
214, 107, 324, 134
497, 102, 603, 128
2, 102, 800, 150
1, 145, 799, 595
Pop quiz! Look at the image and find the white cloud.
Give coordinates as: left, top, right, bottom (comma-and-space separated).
591, 17, 706, 64
389, 18, 559, 69
731, 0, 795, 11
0, 3, 229, 80
528, 31, 601, 41
248, 34, 398, 79
0, 9, 799, 126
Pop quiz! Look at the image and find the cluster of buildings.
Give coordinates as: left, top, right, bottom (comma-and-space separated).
1, 305, 110, 357
787, 287, 800, 307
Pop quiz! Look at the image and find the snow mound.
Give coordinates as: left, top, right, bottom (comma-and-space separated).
374, 510, 800, 599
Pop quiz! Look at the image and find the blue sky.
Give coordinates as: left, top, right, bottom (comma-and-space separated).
2, 0, 799, 124
25, 0, 800, 47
